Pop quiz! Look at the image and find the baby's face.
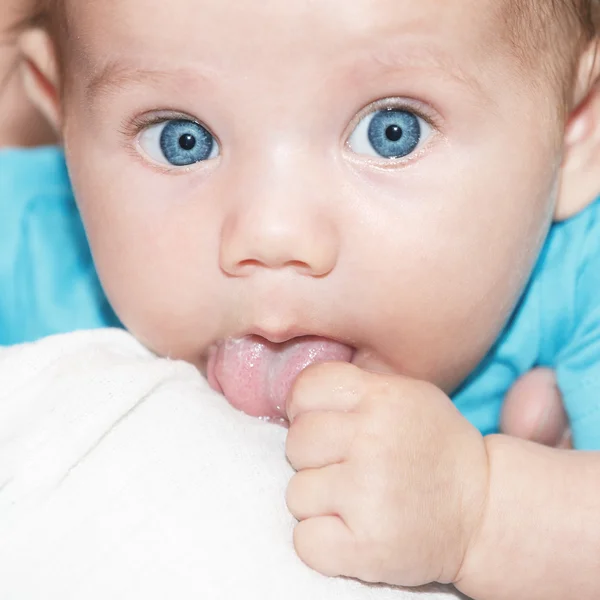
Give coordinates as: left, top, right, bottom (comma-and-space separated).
62, 0, 565, 406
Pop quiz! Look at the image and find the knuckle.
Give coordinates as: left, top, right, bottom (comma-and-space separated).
295, 361, 329, 388
290, 368, 319, 402
287, 368, 326, 415
293, 520, 341, 578
297, 360, 357, 389
285, 473, 304, 518
285, 419, 308, 468
292, 521, 315, 566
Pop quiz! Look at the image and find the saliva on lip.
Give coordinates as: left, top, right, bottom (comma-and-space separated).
258, 414, 289, 428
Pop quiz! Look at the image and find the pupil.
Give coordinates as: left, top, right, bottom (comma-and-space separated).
179, 134, 197, 151
385, 125, 403, 142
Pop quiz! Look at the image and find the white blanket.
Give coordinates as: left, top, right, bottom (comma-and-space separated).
0, 330, 466, 600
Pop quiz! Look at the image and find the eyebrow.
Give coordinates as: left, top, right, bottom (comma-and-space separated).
86, 43, 487, 108
85, 61, 212, 105
365, 43, 486, 96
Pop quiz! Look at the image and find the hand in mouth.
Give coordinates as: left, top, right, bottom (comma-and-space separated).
207, 334, 355, 422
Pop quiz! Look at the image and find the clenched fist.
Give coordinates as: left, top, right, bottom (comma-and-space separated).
285, 362, 489, 588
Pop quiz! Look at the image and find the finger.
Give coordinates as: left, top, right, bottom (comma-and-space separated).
501, 368, 569, 447
293, 515, 360, 579
286, 361, 366, 423
286, 410, 357, 470
286, 463, 346, 521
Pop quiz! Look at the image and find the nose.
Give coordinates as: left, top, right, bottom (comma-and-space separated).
219, 162, 340, 278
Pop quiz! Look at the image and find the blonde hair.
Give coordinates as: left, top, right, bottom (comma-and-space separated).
8, 0, 600, 99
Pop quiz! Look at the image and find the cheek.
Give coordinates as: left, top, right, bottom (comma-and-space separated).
64, 141, 224, 361
345, 134, 558, 389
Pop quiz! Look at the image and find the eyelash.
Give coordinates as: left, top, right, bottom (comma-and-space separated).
343, 98, 442, 168
348, 97, 441, 137
119, 98, 443, 163
120, 111, 207, 141
118, 111, 220, 173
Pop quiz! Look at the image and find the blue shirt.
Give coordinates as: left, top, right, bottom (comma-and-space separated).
0, 146, 119, 344
454, 196, 600, 450
2, 146, 600, 448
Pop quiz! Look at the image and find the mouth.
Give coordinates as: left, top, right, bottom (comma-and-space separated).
207, 334, 355, 423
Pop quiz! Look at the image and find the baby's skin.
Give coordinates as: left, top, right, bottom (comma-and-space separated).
13, 0, 600, 597
0, 0, 54, 147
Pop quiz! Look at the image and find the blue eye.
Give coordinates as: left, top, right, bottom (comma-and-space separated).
139, 119, 219, 166
348, 108, 431, 160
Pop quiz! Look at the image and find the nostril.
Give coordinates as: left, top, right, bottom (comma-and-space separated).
219, 217, 339, 277
283, 260, 311, 272
236, 259, 312, 272
237, 259, 263, 270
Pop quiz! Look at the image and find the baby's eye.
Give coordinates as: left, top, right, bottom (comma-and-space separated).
347, 108, 431, 160
138, 119, 219, 167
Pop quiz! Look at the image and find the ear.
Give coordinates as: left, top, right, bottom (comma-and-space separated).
555, 40, 600, 221
17, 28, 61, 134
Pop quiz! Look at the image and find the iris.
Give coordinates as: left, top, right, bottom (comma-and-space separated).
159, 120, 215, 166
367, 109, 421, 159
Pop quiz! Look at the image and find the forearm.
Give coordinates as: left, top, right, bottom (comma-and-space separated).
456, 434, 600, 600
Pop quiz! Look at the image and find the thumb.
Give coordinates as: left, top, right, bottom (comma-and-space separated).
501, 368, 572, 449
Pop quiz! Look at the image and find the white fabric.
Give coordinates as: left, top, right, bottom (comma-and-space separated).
0, 330, 466, 600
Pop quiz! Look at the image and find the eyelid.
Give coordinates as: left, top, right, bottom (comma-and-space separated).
120, 110, 219, 144
343, 97, 443, 167
344, 96, 442, 142
349, 96, 442, 131
119, 110, 221, 174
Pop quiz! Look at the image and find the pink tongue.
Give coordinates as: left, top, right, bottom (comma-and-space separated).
209, 336, 353, 419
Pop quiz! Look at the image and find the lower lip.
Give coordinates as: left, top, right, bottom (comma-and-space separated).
206, 344, 290, 426
206, 336, 357, 425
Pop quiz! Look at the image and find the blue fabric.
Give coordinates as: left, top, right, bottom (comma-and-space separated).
2, 146, 600, 448
0, 146, 119, 345
455, 196, 600, 449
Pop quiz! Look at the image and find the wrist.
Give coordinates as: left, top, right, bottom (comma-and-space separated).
452, 433, 494, 589
435, 425, 490, 587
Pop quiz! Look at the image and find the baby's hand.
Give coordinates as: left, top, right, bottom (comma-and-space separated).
285, 363, 489, 588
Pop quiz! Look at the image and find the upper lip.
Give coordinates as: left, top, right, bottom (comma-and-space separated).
234, 326, 357, 349
241, 328, 323, 345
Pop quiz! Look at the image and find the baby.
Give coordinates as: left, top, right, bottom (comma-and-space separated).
4, 0, 600, 598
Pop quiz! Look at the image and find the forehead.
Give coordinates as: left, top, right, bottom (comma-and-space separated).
64, 0, 517, 72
